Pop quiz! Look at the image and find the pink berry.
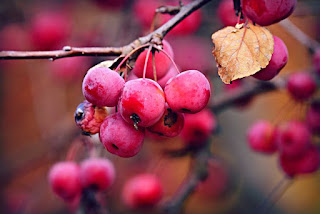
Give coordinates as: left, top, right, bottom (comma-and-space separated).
164, 70, 211, 113
119, 78, 165, 127
247, 120, 277, 154
80, 158, 115, 191
48, 162, 81, 202
253, 36, 288, 81
50, 57, 91, 82
82, 67, 125, 107
306, 100, 320, 135
280, 145, 320, 177
157, 66, 179, 89
30, 11, 71, 50
217, 0, 244, 26
241, 0, 297, 26
133, 40, 173, 80
312, 48, 320, 76
286, 72, 316, 101
122, 174, 163, 208
180, 108, 217, 147
99, 113, 145, 158
148, 104, 185, 137
277, 121, 311, 158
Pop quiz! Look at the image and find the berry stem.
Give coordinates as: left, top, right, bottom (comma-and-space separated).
143, 45, 153, 79
152, 49, 157, 81
152, 45, 180, 74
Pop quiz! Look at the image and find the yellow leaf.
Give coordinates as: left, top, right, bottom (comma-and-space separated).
212, 23, 274, 84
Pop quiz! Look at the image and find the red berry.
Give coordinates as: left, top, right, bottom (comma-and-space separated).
286, 72, 316, 101
157, 66, 179, 89
241, 0, 297, 26
306, 100, 320, 135
122, 174, 163, 208
253, 36, 288, 81
30, 11, 71, 50
48, 162, 81, 202
180, 108, 217, 147
217, 0, 244, 26
247, 120, 277, 154
133, 40, 173, 80
148, 104, 185, 137
80, 158, 115, 191
312, 48, 320, 76
277, 121, 311, 158
99, 113, 145, 158
119, 78, 165, 127
82, 67, 125, 107
164, 70, 211, 113
280, 145, 320, 177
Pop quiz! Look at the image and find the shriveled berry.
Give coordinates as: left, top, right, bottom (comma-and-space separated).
180, 108, 217, 147
287, 72, 316, 101
165, 70, 211, 113
277, 121, 311, 158
247, 120, 277, 154
119, 78, 165, 128
99, 113, 145, 158
80, 158, 115, 191
122, 174, 163, 208
82, 67, 125, 107
48, 162, 81, 202
253, 36, 288, 81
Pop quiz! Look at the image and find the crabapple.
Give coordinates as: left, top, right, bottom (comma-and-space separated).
119, 78, 165, 127
99, 113, 145, 158
247, 120, 277, 154
276, 121, 311, 158
241, 0, 297, 26
180, 108, 217, 147
157, 66, 179, 89
164, 70, 211, 113
82, 67, 125, 107
217, 0, 244, 26
253, 36, 288, 81
286, 72, 316, 101
280, 145, 320, 177
148, 104, 185, 137
80, 158, 115, 191
306, 100, 320, 135
122, 174, 163, 208
133, 40, 173, 80
48, 162, 81, 202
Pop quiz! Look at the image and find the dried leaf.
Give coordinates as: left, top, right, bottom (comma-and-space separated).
212, 23, 274, 84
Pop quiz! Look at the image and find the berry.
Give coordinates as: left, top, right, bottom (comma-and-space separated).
122, 174, 163, 208
100, 113, 145, 158
133, 40, 173, 80
148, 104, 185, 137
286, 72, 316, 101
217, 0, 244, 26
312, 48, 320, 76
30, 11, 71, 50
50, 57, 90, 82
82, 67, 125, 107
80, 158, 115, 191
164, 70, 211, 113
280, 145, 320, 177
253, 36, 288, 81
119, 78, 165, 127
180, 108, 217, 147
247, 120, 277, 154
306, 100, 320, 135
48, 162, 81, 202
74, 100, 109, 135
157, 66, 179, 89
277, 121, 311, 158
241, 0, 297, 26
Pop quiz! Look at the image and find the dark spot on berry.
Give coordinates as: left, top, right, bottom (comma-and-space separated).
181, 108, 191, 113
112, 144, 119, 150
130, 113, 141, 130
164, 109, 177, 127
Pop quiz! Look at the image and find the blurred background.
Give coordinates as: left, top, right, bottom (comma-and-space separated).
0, 0, 320, 213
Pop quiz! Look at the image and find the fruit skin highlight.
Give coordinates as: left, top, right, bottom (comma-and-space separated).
241, 0, 297, 26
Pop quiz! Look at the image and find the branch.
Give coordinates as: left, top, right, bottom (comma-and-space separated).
0, 0, 213, 60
